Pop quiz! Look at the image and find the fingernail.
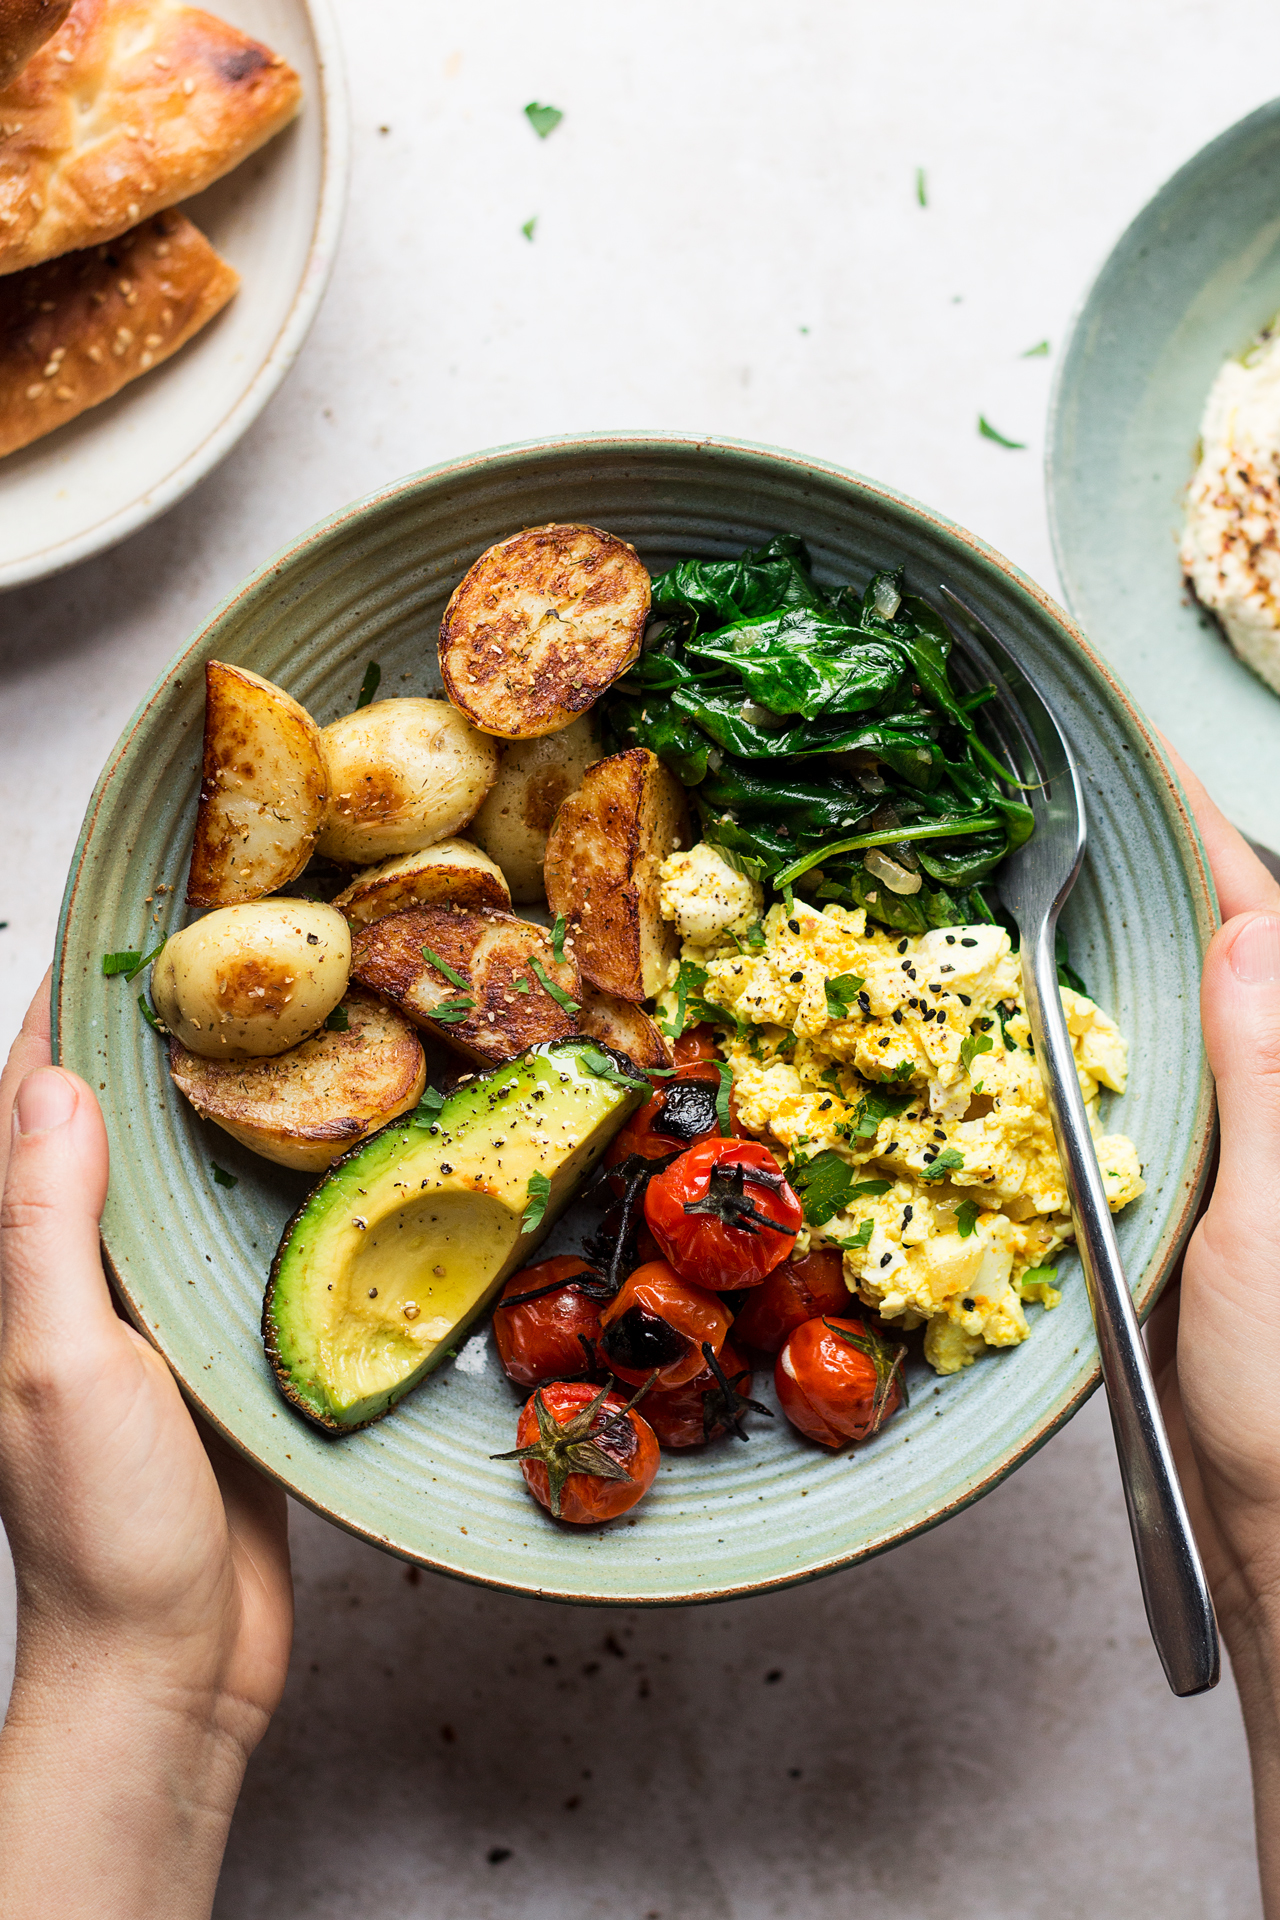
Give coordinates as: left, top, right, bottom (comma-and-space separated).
15, 1069, 76, 1135
1229, 914, 1280, 985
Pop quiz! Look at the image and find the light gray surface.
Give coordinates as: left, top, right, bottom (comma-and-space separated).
1, 0, 1275, 1910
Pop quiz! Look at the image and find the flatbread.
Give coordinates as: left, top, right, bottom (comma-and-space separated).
0, 0, 300, 275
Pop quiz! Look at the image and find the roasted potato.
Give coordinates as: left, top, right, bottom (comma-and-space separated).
350, 905, 580, 1067
439, 524, 649, 740
469, 717, 599, 903
332, 838, 511, 928
151, 901, 350, 1061
317, 699, 498, 864
168, 988, 427, 1171
186, 662, 329, 908
543, 748, 689, 1002
576, 983, 672, 1071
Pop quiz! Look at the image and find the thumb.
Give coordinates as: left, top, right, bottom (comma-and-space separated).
1200, 913, 1280, 1230
0, 1067, 115, 1361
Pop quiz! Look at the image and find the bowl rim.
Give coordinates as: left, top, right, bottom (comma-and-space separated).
0, 0, 351, 594
52, 429, 1220, 1604
1044, 94, 1280, 624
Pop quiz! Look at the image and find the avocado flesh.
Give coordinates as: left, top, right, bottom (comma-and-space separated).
264, 1040, 645, 1431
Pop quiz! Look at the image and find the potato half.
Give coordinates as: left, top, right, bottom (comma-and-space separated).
543, 748, 689, 1001
332, 839, 511, 929
151, 901, 350, 1061
469, 717, 600, 903
186, 662, 329, 908
168, 988, 427, 1171
576, 983, 672, 1071
439, 524, 649, 740
317, 699, 498, 864
351, 905, 580, 1067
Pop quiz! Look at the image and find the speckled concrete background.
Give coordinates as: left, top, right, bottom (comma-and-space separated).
2, 1, 1277, 1911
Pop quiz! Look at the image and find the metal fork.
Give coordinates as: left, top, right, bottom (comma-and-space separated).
936, 584, 1219, 1698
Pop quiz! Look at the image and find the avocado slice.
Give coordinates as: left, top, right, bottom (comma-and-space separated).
263, 1039, 647, 1431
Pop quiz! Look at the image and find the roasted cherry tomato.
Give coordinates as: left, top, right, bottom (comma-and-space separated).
644, 1138, 802, 1291
492, 1257, 606, 1387
598, 1259, 731, 1387
501, 1380, 660, 1524
605, 1062, 727, 1191
731, 1248, 851, 1353
640, 1337, 770, 1448
670, 1023, 720, 1067
775, 1315, 907, 1448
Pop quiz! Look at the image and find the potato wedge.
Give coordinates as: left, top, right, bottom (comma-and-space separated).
469, 717, 600, 903
543, 748, 689, 1002
351, 905, 581, 1067
317, 699, 498, 864
576, 984, 672, 1071
439, 524, 649, 740
168, 987, 427, 1172
332, 839, 511, 928
186, 662, 329, 907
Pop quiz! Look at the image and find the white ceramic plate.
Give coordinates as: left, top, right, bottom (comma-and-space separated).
0, 0, 348, 592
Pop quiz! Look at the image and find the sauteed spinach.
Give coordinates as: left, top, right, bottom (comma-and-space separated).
601, 536, 1033, 935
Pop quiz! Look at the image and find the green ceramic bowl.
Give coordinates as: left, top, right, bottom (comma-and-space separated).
1048, 97, 1280, 853
54, 433, 1216, 1605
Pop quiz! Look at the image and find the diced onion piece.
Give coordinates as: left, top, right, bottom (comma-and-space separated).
873, 578, 902, 620
864, 846, 922, 895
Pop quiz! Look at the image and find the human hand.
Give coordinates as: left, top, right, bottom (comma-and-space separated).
0, 978, 293, 1918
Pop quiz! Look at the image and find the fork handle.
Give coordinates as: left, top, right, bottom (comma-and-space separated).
1021, 917, 1220, 1697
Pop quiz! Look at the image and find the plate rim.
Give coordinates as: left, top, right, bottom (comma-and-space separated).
52, 429, 1221, 1604
0, 0, 351, 595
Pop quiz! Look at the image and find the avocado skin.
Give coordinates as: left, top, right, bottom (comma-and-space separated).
263, 1039, 646, 1433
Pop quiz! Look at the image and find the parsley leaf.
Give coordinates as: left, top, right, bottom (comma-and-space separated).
529, 957, 580, 1014
325, 1006, 350, 1032
137, 992, 165, 1032
978, 415, 1026, 450
102, 938, 165, 982
356, 660, 381, 709
575, 1045, 646, 1092
785, 1149, 858, 1227
521, 216, 537, 241
852, 1179, 892, 1198
850, 1084, 912, 1140
824, 972, 865, 1021
212, 1164, 238, 1189
429, 998, 476, 1024
551, 913, 567, 962
713, 1062, 734, 1137
421, 945, 470, 991
1018, 1265, 1060, 1305
915, 165, 927, 207
960, 1031, 993, 1072
524, 101, 563, 139
522, 1169, 553, 1232
1022, 340, 1050, 358
410, 1087, 446, 1125
920, 1147, 965, 1183
955, 1198, 980, 1238
850, 1218, 874, 1248
890, 1059, 915, 1081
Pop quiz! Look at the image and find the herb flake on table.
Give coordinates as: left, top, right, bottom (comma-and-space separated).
524, 102, 563, 138
915, 166, 927, 207
1022, 340, 1050, 358
978, 415, 1026, 449
521, 216, 537, 241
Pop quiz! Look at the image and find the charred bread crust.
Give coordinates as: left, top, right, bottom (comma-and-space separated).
0, 0, 301, 275
0, 0, 73, 90
0, 209, 236, 456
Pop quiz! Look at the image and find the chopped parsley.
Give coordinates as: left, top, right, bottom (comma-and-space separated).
102, 939, 165, 982
920, 1147, 965, 1183
529, 957, 580, 1014
955, 1199, 981, 1238
978, 415, 1026, 450
137, 992, 165, 1032
521, 1169, 553, 1232
824, 972, 865, 1021
550, 913, 567, 962
211, 1164, 238, 1189
960, 1031, 993, 1073
713, 1062, 734, 1137
429, 998, 476, 1024
421, 946, 470, 991
784, 1149, 859, 1227
524, 101, 563, 139
355, 660, 382, 709
850, 1218, 874, 1249
324, 1006, 350, 1032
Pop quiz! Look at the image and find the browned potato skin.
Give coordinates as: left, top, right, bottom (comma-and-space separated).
469, 717, 599, 903
543, 748, 689, 1003
187, 662, 328, 908
167, 988, 427, 1172
576, 984, 672, 1071
350, 905, 581, 1067
439, 524, 650, 740
332, 839, 511, 929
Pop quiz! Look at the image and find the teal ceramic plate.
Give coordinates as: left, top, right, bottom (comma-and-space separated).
1047, 97, 1280, 853
54, 434, 1216, 1605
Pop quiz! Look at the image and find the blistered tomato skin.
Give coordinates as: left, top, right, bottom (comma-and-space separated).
775, 1316, 905, 1448
492, 1257, 604, 1387
669, 1023, 720, 1068
513, 1381, 660, 1524
644, 1138, 802, 1291
732, 1249, 850, 1354
641, 1338, 756, 1448
598, 1260, 732, 1388
605, 1062, 726, 1192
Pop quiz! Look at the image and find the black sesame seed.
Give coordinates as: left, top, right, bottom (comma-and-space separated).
897, 939, 909, 954
933, 1128, 946, 1140
857, 992, 871, 1011
819, 1098, 832, 1111
789, 971, 804, 983
945, 935, 956, 945
961, 937, 977, 947
789, 919, 801, 934
892, 1009, 903, 1025
880, 1252, 893, 1268
906, 966, 917, 979
958, 994, 971, 1007
885, 1140, 899, 1152
962, 1297, 976, 1310
903, 1204, 913, 1224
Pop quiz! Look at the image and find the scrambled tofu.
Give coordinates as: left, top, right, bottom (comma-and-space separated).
656, 877, 1144, 1375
